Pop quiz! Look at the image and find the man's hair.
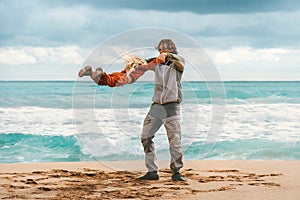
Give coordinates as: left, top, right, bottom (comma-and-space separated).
156, 39, 178, 54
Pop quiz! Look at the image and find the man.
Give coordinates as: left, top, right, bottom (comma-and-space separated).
137, 39, 186, 181
78, 38, 186, 181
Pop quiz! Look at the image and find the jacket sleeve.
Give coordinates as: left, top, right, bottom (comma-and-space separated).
168, 53, 185, 72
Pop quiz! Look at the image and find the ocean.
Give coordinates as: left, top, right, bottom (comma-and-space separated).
0, 81, 299, 163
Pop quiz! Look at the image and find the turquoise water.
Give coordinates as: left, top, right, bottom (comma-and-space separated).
0, 81, 299, 163
1, 81, 299, 108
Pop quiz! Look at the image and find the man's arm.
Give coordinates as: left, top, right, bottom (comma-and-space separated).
168, 53, 185, 72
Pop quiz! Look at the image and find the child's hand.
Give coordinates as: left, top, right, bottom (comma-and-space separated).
155, 53, 169, 63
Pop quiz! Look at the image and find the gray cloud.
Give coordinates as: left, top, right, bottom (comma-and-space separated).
62, 0, 300, 14
0, 0, 300, 49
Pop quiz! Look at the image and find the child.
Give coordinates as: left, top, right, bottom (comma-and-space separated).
78, 46, 183, 87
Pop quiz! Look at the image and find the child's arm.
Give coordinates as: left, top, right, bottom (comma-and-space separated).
142, 53, 185, 72
138, 53, 169, 71
128, 54, 168, 83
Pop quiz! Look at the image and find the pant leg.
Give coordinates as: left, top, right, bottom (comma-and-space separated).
164, 115, 183, 172
141, 113, 163, 172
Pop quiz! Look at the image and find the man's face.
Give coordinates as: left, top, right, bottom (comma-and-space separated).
158, 43, 172, 54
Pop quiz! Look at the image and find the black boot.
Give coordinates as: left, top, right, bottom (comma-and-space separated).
137, 171, 159, 180
172, 171, 186, 181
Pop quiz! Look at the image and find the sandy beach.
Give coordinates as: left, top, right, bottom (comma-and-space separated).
0, 160, 299, 199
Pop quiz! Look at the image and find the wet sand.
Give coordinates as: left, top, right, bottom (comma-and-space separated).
0, 160, 299, 199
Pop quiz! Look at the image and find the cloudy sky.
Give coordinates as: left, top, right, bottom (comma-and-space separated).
0, 0, 299, 80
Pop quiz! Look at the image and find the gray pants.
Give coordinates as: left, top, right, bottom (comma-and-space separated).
141, 103, 183, 173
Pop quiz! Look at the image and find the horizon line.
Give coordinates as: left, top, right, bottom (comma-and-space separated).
0, 80, 300, 82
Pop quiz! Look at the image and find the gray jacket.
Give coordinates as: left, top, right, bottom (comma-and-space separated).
152, 54, 184, 104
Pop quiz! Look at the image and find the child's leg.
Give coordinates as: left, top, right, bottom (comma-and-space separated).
78, 65, 92, 77
78, 66, 130, 87
90, 67, 103, 84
